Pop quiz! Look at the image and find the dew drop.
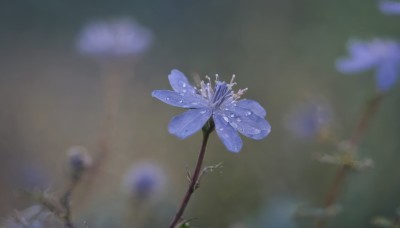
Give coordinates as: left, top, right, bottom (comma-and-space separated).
166, 97, 170, 101
192, 102, 198, 105
219, 128, 224, 131
200, 110, 206, 114
230, 114, 235, 118
236, 118, 241, 122
223, 116, 229, 122
245, 111, 252, 116
182, 89, 187, 93
179, 100, 183, 103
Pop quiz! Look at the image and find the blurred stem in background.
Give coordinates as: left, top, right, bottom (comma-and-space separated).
316, 93, 385, 228
94, 62, 124, 172
169, 120, 214, 228
80, 61, 129, 201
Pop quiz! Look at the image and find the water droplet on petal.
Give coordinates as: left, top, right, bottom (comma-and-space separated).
192, 102, 198, 105
223, 116, 229, 122
230, 114, 235, 118
219, 128, 224, 131
200, 110, 206, 114
182, 89, 187, 93
179, 100, 183, 103
236, 118, 241, 122
166, 97, 170, 101
245, 111, 252, 116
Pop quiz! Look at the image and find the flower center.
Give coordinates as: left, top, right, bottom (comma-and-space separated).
211, 82, 231, 107
198, 75, 248, 109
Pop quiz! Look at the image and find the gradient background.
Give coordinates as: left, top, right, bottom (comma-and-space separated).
0, 0, 400, 227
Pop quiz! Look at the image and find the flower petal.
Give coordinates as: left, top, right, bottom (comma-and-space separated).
213, 113, 242, 153
235, 99, 266, 117
168, 108, 212, 139
376, 61, 399, 91
168, 69, 197, 95
222, 106, 271, 140
336, 40, 378, 74
152, 90, 207, 108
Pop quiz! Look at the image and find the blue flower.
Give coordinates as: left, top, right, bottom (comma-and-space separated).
379, 1, 400, 15
152, 69, 271, 153
336, 39, 400, 91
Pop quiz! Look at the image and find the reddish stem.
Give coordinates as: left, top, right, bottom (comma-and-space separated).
169, 128, 212, 228
316, 94, 384, 228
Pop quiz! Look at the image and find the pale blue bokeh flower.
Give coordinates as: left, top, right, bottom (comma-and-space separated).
285, 100, 332, 139
123, 162, 166, 199
152, 69, 271, 153
12, 164, 49, 191
76, 17, 153, 57
336, 39, 400, 91
379, 1, 400, 15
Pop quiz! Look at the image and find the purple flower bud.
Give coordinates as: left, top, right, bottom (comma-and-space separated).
67, 146, 92, 181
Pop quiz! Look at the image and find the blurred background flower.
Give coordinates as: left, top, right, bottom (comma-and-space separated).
336, 39, 400, 91
285, 99, 333, 139
122, 162, 166, 200
10, 163, 50, 192
379, 1, 400, 15
76, 17, 153, 58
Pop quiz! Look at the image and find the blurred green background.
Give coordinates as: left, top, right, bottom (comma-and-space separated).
0, 0, 400, 227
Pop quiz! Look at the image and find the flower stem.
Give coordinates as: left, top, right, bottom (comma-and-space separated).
316, 94, 384, 228
169, 123, 214, 228
349, 94, 384, 146
60, 179, 79, 228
